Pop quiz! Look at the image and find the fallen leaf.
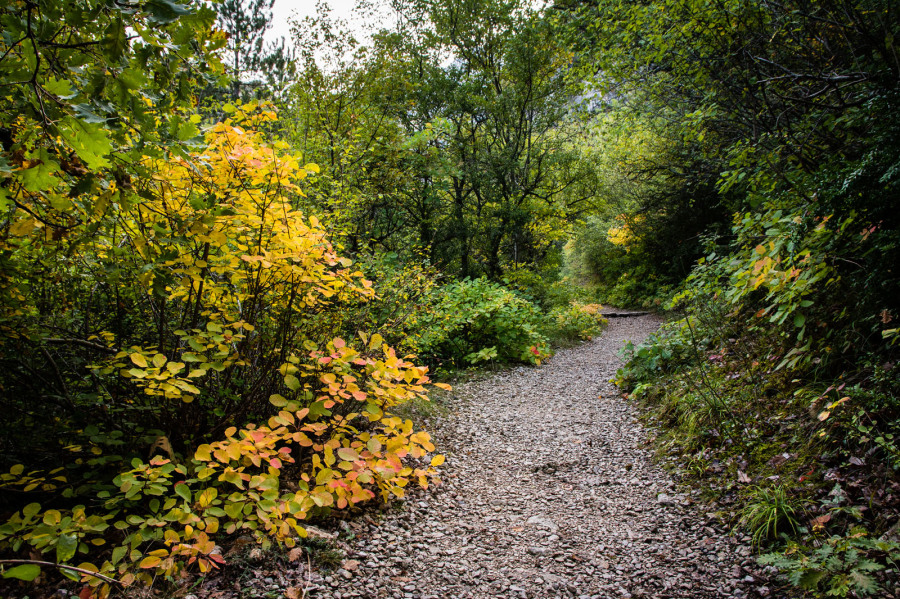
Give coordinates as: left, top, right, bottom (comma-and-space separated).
288, 547, 304, 562
810, 513, 831, 530
737, 470, 751, 483
285, 587, 302, 599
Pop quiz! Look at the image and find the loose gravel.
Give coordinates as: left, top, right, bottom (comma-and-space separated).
311, 315, 772, 599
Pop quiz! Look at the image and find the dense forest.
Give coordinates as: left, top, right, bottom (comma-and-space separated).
0, 0, 898, 597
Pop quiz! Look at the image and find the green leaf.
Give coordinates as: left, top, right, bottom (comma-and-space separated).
223, 502, 244, 519
60, 117, 113, 170
174, 483, 191, 503
103, 18, 127, 60
849, 570, 879, 593
2, 564, 41, 581
284, 374, 300, 391
119, 68, 148, 91
175, 119, 200, 141
308, 400, 330, 418
146, 0, 193, 25
56, 533, 78, 563
797, 569, 827, 589
19, 150, 60, 192
793, 313, 806, 328
73, 104, 108, 124
44, 78, 77, 99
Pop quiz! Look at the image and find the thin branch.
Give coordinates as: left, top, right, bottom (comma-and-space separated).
44, 338, 117, 354
0, 560, 120, 585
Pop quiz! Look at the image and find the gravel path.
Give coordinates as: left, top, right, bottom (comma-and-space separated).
316, 316, 767, 599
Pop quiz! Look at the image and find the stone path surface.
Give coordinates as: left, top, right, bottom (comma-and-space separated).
316, 316, 767, 599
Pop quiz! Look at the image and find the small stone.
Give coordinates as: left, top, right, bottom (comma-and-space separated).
343, 559, 360, 571
306, 525, 337, 541
527, 546, 550, 556
526, 515, 559, 532
657, 493, 676, 506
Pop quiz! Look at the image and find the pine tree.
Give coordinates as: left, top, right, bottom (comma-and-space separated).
213, 0, 296, 102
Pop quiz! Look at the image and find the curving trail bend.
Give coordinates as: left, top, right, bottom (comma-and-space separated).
316, 315, 767, 599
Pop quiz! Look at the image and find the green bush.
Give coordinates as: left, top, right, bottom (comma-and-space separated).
502, 268, 591, 310
544, 302, 608, 343
402, 278, 551, 367
565, 214, 695, 310
760, 530, 900, 598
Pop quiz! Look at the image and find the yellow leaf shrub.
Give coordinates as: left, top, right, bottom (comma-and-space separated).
0, 104, 445, 597
545, 302, 609, 342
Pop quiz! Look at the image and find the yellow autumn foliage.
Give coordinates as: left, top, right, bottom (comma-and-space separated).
0, 104, 445, 597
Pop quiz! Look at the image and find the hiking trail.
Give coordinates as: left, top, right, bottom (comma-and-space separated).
302, 315, 770, 599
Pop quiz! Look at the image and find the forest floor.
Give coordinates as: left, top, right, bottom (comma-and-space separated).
192, 315, 777, 599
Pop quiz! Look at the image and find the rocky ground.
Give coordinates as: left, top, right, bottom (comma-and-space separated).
290, 315, 775, 599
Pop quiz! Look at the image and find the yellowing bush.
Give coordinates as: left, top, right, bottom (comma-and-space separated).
0, 105, 445, 596
545, 302, 608, 342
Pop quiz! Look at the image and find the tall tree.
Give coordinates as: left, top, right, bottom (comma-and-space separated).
0, 0, 222, 242
284, 0, 600, 279
418, 0, 599, 277
215, 0, 296, 101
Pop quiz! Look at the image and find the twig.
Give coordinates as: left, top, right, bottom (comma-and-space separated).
0, 559, 120, 585
303, 551, 313, 598
39, 346, 76, 411
44, 338, 116, 353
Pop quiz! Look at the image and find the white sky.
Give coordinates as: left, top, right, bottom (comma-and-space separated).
267, 0, 394, 46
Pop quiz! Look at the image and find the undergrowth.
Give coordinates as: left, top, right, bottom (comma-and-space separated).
618, 299, 900, 598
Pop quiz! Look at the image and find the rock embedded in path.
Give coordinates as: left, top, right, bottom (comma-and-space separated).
319, 316, 770, 598
525, 515, 559, 532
